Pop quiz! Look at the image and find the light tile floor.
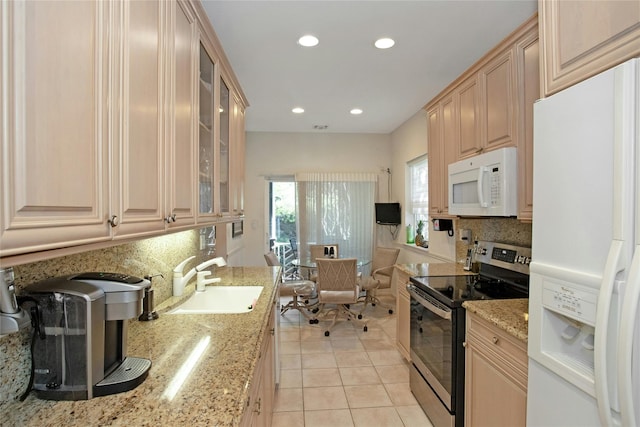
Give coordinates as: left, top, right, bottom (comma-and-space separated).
272, 296, 434, 427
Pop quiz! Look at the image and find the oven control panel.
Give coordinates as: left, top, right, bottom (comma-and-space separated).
474, 240, 531, 275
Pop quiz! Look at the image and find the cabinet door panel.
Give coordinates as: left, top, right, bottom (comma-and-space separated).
541, 0, 640, 95
466, 346, 527, 426
482, 50, 515, 150
457, 77, 480, 159
395, 268, 411, 361
113, 0, 165, 237
1, 0, 110, 256
427, 107, 443, 216
441, 96, 456, 214
167, 0, 196, 229
516, 31, 539, 222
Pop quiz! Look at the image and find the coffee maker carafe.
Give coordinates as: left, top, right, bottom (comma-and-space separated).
23, 272, 151, 400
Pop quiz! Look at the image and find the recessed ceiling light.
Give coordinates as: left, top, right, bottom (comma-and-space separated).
350, 108, 363, 115
292, 107, 305, 114
375, 37, 395, 49
298, 35, 319, 47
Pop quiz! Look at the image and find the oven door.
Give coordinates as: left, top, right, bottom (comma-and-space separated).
407, 284, 459, 412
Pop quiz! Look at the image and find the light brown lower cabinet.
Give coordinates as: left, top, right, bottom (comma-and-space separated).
241, 300, 276, 427
394, 267, 411, 361
464, 311, 528, 426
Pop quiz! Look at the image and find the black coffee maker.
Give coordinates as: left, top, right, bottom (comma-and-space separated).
23, 272, 151, 400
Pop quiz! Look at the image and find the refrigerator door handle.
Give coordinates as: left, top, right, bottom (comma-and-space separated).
595, 240, 623, 427
618, 245, 640, 426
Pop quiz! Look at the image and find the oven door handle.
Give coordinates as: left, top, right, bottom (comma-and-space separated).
407, 285, 452, 320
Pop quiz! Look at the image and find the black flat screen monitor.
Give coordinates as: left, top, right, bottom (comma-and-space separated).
375, 203, 401, 225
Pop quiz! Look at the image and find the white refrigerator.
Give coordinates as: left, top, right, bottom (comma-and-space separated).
528, 58, 639, 426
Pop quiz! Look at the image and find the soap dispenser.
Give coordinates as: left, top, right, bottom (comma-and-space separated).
138, 274, 162, 321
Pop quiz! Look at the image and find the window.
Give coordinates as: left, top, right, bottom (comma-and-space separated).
295, 172, 376, 262
408, 155, 429, 241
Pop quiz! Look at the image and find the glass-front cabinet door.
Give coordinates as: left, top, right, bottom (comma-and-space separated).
219, 78, 230, 214
199, 43, 215, 215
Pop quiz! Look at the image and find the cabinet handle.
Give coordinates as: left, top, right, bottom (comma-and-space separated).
108, 215, 119, 227
270, 328, 275, 336
253, 397, 262, 415
462, 341, 467, 348
492, 336, 499, 344
165, 214, 177, 223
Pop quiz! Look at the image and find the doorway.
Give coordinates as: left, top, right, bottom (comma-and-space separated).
268, 180, 297, 277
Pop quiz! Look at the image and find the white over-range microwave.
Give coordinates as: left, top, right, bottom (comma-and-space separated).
448, 146, 517, 217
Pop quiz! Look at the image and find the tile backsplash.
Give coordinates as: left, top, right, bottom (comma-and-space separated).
0, 227, 215, 406
455, 217, 532, 263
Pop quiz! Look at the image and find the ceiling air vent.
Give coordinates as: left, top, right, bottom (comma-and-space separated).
313, 125, 328, 130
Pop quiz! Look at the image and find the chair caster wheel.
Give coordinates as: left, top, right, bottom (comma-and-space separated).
388, 309, 393, 314
419, 327, 423, 333
372, 303, 376, 307
312, 308, 319, 313
363, 326, 368, 332
357, 314, 363, 319
324, 331, 330, 337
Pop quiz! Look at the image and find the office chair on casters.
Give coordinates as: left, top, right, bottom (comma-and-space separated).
358, 247, 400, 315
315, 258, 368, 337
308, 244, 339, 282
264, 252, 318, 322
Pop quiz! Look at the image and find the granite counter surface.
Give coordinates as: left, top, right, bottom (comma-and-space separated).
395, 262, 476, 277
3, 266, 280, 427
463, 299, 529, 342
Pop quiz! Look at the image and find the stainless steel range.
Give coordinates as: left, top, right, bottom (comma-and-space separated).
407, 241, 531, 427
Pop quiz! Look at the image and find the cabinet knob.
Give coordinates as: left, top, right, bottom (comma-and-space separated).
108, 215, 119, 227
165, 214, 177, 223
492, 336, 499, 344
462, 341, 467, 348
270, 328, 275, 336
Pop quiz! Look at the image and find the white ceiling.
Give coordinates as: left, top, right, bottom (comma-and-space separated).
202, 1, 538, 134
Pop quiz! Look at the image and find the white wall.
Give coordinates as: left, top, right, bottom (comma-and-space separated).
243, 132, 393, 266
389, 110, 457, 262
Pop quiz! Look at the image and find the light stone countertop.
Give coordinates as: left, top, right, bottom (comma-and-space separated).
463, 299, 529, 342
395, 262, 476, 277
3, 266, 280, 427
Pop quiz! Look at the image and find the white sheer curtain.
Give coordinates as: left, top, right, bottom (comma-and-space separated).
295, 172, 377, 264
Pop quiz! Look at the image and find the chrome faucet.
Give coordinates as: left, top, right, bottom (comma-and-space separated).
172, 256, 227, 296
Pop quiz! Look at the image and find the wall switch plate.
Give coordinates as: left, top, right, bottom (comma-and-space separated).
460, 229, 472, 243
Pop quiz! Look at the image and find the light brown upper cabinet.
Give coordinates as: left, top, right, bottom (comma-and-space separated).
425, 14, 538, 220
480, 49, 516, 153
166, 0, 198, 231
427, 105, 445, 217
1, 0, 247, 264
231, 96, 246, 216
198, 43, 216, 218
219, 78, 231, 215
457, 76, 480, 160
111, 0, 167, 239
0, 0, 112, 257
540, 0, 640, 96
515, 29, 539, 223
